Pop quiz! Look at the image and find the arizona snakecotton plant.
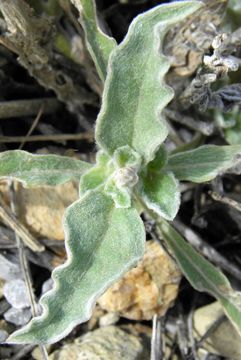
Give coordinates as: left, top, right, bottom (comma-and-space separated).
0, 0, 240, 344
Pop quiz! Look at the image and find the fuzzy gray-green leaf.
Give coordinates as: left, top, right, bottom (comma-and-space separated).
96, 1, 202, 163
139, 171, 180, 220
79, 151, 113, 195
224, 112, 241, 145
71, 0, 116, 81
160, 221, 241, 336
166, 145, 241, 182
0, 150, 91, 186
8, 190, 145, 344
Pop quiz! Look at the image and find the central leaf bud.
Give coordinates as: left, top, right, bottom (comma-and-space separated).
113, 167, 139, 188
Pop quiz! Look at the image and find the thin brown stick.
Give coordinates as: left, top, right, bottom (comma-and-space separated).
0, 198, 44, 252
0, 131, 93, 143
176, 317, 189, 358
0, 98, 59, 119
165, 109, 214, 136
209, 191, 241, 212
19, 104, 45, 150
187, 307, 198, 359
11, 345, 36, 360
196, 314, 225, 348
174, 219, 241, 281
166, 120, 184, 147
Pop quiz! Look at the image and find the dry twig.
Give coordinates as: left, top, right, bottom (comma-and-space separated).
0, 0, 96, 112
174, 219, 241, 281
0, 98, 59, 119
0, 196, 44, 252
0, 131, 93, 144
210, 191, 241, 213
19, 103, 45, 150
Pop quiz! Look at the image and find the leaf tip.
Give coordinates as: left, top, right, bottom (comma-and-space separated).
6, 329, 33, 345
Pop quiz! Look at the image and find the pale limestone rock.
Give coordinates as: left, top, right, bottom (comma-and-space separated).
48, 326, 149, 360
194, 301, 241, 360
98, 240, 181, 320
4, 307, 31, 326
15, 181, 78, 241
99, 312, 120, 327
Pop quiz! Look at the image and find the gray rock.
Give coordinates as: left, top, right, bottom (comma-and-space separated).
41, 278, 53, 295
0, 254, 22, 281
0, 329, 8, 343
3, 279, 30, 309
4, 307, 31, 326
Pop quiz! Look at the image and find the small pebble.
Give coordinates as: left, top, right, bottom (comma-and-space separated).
4, 307, 31, 326
0, 279, 4, 299
0, 329, 8, 343
99, 313, 120, 327
0, 255, 22, 281
35, 303, 44, 316
3, 279, 30, 309
41, 278, 53, 295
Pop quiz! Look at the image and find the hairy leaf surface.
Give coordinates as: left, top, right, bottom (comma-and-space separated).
139, 171, 180, 220
160, 222, 241, 336
224, 112, 241, 145
71, 0, 116, 81
79, 151, 112, 194
105, 177, 131, 208
80, 146, 141, 208
166, 145, 241, 182
96, 1, 202, 163
8, 190, 145, 344
0, 150, 91, 186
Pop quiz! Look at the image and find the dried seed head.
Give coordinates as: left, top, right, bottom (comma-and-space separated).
212, 33, 228, 49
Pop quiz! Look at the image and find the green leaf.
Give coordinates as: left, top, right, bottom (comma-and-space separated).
226, 0, 241, 31
166, 145, 241, 183
160, 221, 241, 336
27, 0, 62, 16
96, 1, 202, 164
105, 176, 131, 208
113, 145, 141, 170
139, 170, 180, 220
146, 145, 168, 171
105, 146, 141, 208
71, 0, 117, 81
0, 150, 91, 187
80, 146, 141, 208
228, 0, 241, 12
224, 113, 241, 145
79, 151, 113, 195
8, 190, 145, 344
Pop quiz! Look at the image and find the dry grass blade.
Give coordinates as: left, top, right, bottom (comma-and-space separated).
8, 182, 48, 360
151, 315, 163, 360
19, 104, 45, 150
0, 197, 44, 252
